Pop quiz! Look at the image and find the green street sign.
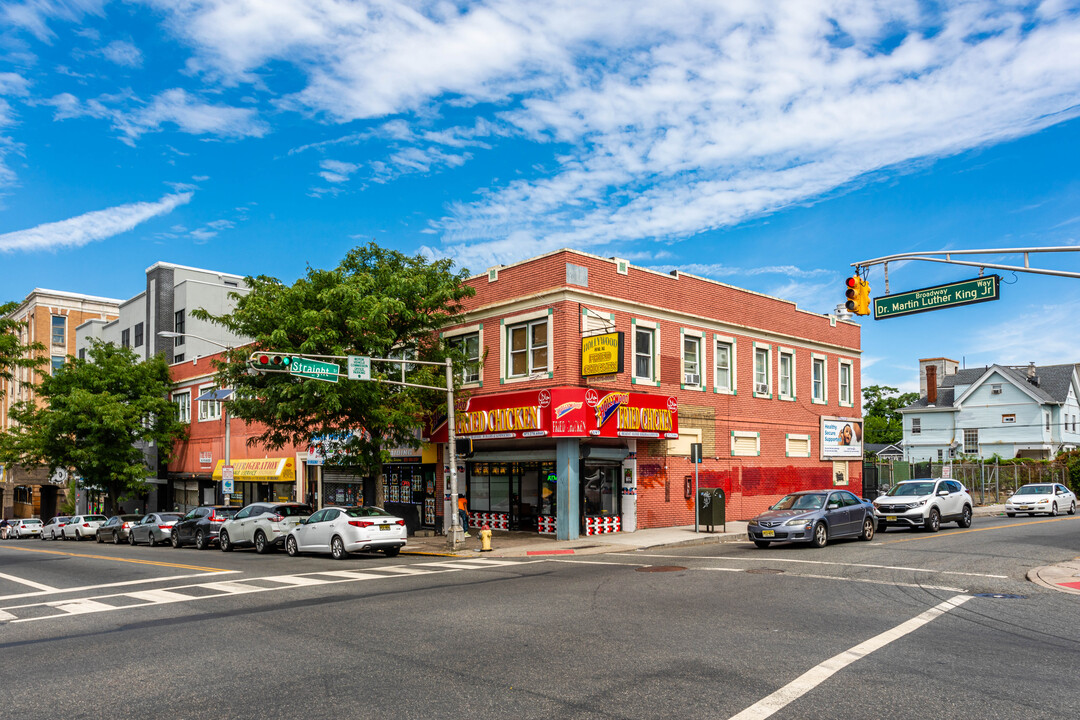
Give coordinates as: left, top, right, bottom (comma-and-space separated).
874, 275, 1000, 320
289, 357, 340, 383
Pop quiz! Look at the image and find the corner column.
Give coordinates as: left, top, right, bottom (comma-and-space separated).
556, 438, 580, 541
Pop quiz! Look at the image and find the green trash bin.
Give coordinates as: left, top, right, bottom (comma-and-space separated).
697, 488, 726, 532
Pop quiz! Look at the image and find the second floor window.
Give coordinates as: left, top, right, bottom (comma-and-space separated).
51, 356, 64, 375
174, 310, 185, 345
683, 335, 701, 386
198, 386, 222, 422
963, 428, 978, 454
134, 322, 143, 347
121, 328, 131, 347
839, 362, 852, 405
634, 328, 654, 380
448, 332, 480, 384
779, 351, 793, 398
715, 340, 732, 392
51, 315, 66, 345
508, 319, 547, 377
754, 346, 770, 395
812, 357, 826, 403
911, 418, 921, 434
174, 392, 191, 423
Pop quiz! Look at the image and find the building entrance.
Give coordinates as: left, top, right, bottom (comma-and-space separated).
466, 461, 557, 531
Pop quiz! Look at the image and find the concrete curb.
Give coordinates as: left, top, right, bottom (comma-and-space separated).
1026, 557, 1080, 596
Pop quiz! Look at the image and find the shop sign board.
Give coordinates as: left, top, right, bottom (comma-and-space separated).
436, 387, 679, 441
820, 417, 863, 460
874, 275, 999, 319
581, 331, 624, 377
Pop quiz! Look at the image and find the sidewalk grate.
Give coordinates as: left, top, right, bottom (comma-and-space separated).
974, 593, 1026, 599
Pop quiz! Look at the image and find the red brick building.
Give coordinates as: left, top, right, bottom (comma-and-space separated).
431, 249, 862, 539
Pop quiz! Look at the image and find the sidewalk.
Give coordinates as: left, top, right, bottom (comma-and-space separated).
1028, 557, 1080, 596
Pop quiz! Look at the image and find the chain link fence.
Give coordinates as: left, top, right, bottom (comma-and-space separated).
864, 459, 1069, 505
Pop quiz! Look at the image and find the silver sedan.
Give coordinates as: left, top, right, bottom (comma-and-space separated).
129, 513, 183, 546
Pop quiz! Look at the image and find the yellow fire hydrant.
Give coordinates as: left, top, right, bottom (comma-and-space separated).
479, 523, 493, 552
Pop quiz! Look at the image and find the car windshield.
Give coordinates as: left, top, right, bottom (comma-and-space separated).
886, 482, 936, 496
274, 505, 313, 517
771, 494, 826, 511
85, 515, 108, 522
23, 519, 42, 524
344, 506, 395, 518
158, 513, 183, 521
1015, 485, 1052, 495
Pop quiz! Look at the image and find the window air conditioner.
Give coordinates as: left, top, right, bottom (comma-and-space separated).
685, 374, 700, 386
755, 382, 769, 394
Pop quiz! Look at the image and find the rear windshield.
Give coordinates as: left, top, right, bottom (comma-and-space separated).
159, 513, 183, 521
85, 515, 108, 522
210, 508, 239, 518
1015, 485, 1052, 495
53, 517, 71, 523
273, 505, 313, 517
344, 506, 395, 518
120, 514, 143, 521
23, 519, 42, 524
886, 482, 936, 497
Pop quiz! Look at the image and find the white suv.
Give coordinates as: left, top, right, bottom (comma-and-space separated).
873, 479, 973, 533
219, 502, 313, 554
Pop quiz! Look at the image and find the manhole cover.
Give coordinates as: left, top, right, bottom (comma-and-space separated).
745, 568, 784, 574
635, 565, 686, 573
974, 593, 1026, 599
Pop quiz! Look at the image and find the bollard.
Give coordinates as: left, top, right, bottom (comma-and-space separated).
479, 523, 493, 552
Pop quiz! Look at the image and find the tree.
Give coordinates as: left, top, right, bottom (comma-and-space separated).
0, 341, 188, 514
862, 384, 919, 445
194, 242, 475, 506
0, 299, 46, 383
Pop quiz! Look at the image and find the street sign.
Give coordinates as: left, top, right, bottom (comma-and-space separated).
289, 357, 340, 383
347, 355, 372, 381
874, 275, 1000, 320
222, 465, 234, 494
690, 442, 703, 464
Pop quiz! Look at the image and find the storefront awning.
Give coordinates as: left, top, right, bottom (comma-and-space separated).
212, 458, 296, 482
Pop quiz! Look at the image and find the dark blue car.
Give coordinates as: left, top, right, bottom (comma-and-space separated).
747, 489, 876, 548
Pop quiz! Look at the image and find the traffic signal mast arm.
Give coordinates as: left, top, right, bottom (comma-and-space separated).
247, 351, 450, 391
852, 246, 1080, 293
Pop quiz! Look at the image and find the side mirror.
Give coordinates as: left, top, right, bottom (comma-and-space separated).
937, 490, 949, 496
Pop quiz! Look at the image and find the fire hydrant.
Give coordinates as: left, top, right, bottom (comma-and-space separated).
479, 523, 493, 552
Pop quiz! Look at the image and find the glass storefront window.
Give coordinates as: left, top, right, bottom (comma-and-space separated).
583, 464, 619, 516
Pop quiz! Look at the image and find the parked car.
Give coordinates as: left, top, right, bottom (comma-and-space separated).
10, 518, 43, 539
62, 514, 108, 540
873, 479, 973, 532
219, 502, 313, 554
41, 516, 71, 540
1005, 483, 1077, 517
285, 505, 407, 559
172, 506, 239, 550
96, 514, 145, 544
128, 513, 183, 546
746, 490, 876, 548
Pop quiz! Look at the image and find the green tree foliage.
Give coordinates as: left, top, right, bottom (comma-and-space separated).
194, 242, 475, 504
0, 341, 188, 514
862, 384, 919, 445
0, 299, 46, 383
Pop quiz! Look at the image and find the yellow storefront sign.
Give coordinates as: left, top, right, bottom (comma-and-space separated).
581, 331, 624, 377
213, 457, 296, 482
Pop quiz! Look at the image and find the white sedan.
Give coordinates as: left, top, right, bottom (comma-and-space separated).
1006, 483, 1077, 517
286, 506, 407, 560
10, 518, 43, 538
62, 514, 109, 540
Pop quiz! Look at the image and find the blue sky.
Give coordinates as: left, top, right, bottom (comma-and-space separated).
2, 0, 1080, 395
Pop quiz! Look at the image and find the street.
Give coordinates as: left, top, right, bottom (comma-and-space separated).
2, 515, 1079, 719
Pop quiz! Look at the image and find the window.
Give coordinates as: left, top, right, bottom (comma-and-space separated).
937, 449, 943, 461
51, 315, 66, 345
174, 310, 185, 345
779, 350, 794, 399
812, 355, 827, 404
634, 328, 654, 381
14, 486, 32, 505
78, 348, 86, 361
198, 385, 222, 422
173, 354, 185, 363
786, 434, 810, 457
447, 332, 481, 384
731, 431, 760, 457
120, 328, 131, 347
1045, 412, 1051, 430
753, 344, 770, 396
51, 356, 64, 375
1001, 414, 1015, 424
991, 384, 1002, 395
911, 418, 921, 434
507, 318, 547, 377
714, 337, 734, 393
173, 391, 191, 423
683, 334, 702, 387
963, 429, 978, 454
134, 322, 143, 347
839, 361, 853, 406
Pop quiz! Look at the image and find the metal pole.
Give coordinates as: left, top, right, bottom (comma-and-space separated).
445, 359, 462, 550
224, 402, 231, 505
694, 461, 699, 533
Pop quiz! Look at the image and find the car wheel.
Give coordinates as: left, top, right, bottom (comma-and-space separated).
925, 508, 941, 532
96, 533, 104, 543
753, 540, 770, 549
957, 505, 972, 529
114, 532, 122, 545
286, 536, 299, 557
254, 530, 270, 554
219, 530, 233, 552
75, 531, 82, 541
859, 517, 875, 541
1050, 503, 1058, 517
147, 531, 157, 547
171, 532, 181, 548
331, 536, 347, 560
194, 529, 207, 550
811, 522, 828, 548
1006, 512, 1016, 518
383, 546, 401, 557
1069, 502, 1076, 516
129, 531, 137, 545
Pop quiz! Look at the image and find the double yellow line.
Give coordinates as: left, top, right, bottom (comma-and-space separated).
882, 515, 1078, 544
0, 545, 231, 572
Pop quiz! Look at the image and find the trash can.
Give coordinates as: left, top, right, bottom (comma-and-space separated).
697, 488, 726, 532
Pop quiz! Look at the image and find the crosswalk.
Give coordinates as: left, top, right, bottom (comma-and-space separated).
0, 558, 524, 625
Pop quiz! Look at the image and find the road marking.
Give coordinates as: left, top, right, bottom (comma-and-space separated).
0, 571, 241, 603
52, 599, 116, 615
199, 581, 255, 594
778, 572, 965, 592
126, 589, 193, 603
727, 594, 973, 720
882, 515, 1080, 544
0, 571, 57, 592
0, 545, 233, 572
613, 553, 1007, 579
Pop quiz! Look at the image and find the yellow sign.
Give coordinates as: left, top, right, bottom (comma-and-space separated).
213, 457, 295, 482
581, 331, 624, 377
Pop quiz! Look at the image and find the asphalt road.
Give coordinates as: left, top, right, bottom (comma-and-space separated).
1, 514, 1078, 719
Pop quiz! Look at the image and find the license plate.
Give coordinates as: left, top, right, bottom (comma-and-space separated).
886, 515, 897, 522
1019, 506, 1030, 510
761, 530, 775, 538
379, 525, 390, 532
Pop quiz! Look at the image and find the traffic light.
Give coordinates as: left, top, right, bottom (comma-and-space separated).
248, 352, 293, 373
845, 276, 871, 316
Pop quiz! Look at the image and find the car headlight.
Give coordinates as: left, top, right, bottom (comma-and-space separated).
746, 518, 758, 526
1037, 498, 1050, 504
785, 517, 812, 526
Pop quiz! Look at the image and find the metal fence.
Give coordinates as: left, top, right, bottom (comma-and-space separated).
864, 460, 1069, 505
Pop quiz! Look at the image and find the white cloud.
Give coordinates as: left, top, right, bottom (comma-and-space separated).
1, 0, 104, 42
0, 191, 193, 252
318, 158, 359, 183
651, 263, 833, 280
102, 40, 143, 67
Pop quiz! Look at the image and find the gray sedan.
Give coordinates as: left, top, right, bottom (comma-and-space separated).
96, 514, 144, 544
129, 513, 183, 546
746, 489, 876, 548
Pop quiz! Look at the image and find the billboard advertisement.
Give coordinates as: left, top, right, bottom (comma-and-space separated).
820, 417, 863, 460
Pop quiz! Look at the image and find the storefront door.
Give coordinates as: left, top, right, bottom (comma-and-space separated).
581, 462, 621, 534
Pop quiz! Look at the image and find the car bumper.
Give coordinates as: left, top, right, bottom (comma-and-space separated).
1005, 503, 1051, 513
747, 525, 813, 543
19, 529, 42, 537
344, 537, 407, 553
873, 510, 927, 528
